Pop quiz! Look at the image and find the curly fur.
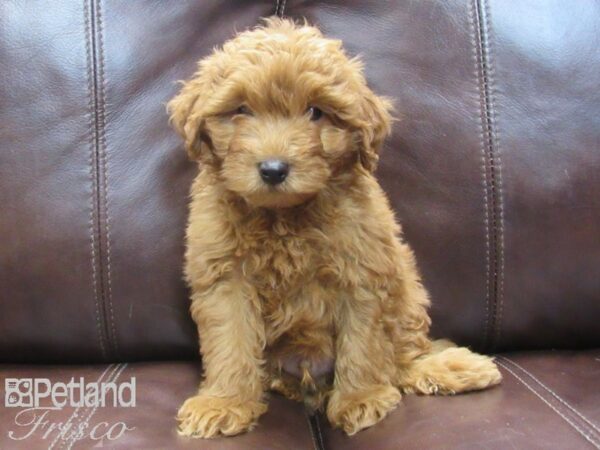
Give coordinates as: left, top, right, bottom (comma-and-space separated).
168, 18, 501, 438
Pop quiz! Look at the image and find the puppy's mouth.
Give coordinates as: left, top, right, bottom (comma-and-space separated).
243, 188, 316, 209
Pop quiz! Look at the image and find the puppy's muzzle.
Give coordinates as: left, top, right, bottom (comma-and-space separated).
258, 159, 289, 185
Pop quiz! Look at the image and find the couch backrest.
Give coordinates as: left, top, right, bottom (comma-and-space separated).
1, 0, 599, 363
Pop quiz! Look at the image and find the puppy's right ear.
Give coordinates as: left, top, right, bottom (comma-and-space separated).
167, 78, 210, 162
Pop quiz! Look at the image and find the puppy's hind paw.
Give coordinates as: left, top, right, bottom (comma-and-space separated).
401, 347, 502, 395
177, 394, 267, 438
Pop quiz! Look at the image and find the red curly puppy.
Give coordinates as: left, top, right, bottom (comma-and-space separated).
168, 18, 501, 438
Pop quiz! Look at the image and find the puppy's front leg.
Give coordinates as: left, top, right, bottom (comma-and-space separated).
327, 287, 402, 435
177, 278, 267, 438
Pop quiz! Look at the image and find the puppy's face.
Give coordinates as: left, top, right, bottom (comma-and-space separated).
169, 19, 392, 208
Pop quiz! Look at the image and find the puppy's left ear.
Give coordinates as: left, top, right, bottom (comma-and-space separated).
357, 90, 393, 172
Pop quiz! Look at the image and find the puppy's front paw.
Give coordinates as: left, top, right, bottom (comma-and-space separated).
327, 384, 401, 435
177, 394, 267, 438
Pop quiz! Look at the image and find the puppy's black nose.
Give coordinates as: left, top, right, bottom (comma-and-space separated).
258, 159, 289, 185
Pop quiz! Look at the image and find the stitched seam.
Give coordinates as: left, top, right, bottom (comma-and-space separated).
63, 364, 126, 450
53, 364, 119, 450
314, 413, 325, 450
275, 0, 287, 17
304, 409, 320, 450
477, 0, 498, 350
497, 360, 600, 448
66, 363, 127, 450
482, 0, 505, 348
96, 0, 118, 357
500, 357, 600, 435
48, 364, 114, 450
84, 0, 107, 361
473, 0, 504, 351
469, 0, 492, 350
87, 0, 116, 359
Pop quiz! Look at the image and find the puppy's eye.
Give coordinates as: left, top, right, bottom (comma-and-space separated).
307, 106, 323, 121
234, 105, 252, 116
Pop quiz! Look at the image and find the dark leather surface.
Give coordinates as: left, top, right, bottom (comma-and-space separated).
0, 1, 109, 362
481, 0, 600, 351
0, 361, 316, 450
319, 350, 600, 450
1, 1, 600, 449
1, 0, 599, 363
0, 351, 597, 449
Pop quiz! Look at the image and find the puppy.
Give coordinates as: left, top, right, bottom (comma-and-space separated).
168, 18, 501, 438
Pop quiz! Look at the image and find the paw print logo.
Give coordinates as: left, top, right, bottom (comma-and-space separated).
4, 379, 33, 407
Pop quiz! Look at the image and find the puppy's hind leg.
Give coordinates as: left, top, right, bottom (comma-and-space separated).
391, 243, 501, 395
397, 340, 502, 395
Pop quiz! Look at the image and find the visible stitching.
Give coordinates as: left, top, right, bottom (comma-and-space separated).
482, 0, 505, 346
66, 364, 126, 450
500, 357, 600, 435
469, 0, 492, 351
53, 364, 121, 450
275, 0, 287, 17
84, 0, 107, 360
304, 409, 320, 450
314, 413, 325, 450
48, 364, 114, 450
497, 360, 600, 448
86, 0, 117, 359
65, 363, 128, 450
471, 0, 505, 351
96, 0, 118, 357
478, 0, 497, 350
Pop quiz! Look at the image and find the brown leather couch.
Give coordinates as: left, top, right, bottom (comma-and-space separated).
1, 1, 599, 449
